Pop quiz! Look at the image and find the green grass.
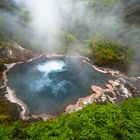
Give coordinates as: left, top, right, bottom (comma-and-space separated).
0, 98, 140, 140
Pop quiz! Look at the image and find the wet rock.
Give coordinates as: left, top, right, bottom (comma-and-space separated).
65, 86, 104, 113
66, 77, 140, 114
91, 86, 104, 97
32, 114, 54, 121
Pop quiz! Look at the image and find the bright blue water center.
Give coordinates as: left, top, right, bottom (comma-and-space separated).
8, 56, 112, 115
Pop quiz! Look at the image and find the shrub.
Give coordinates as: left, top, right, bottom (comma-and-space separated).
0, 98, 139, 140
90, 40, 133, 71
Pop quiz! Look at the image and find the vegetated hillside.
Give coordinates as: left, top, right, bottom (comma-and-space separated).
0, 98, 140, 140
90, 40, 133, 71
0, 41, 38, 64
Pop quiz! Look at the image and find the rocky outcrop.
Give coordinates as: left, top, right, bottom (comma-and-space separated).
0, 41, 39, 121
65, 78, 140, 113
0, 42, 38, 63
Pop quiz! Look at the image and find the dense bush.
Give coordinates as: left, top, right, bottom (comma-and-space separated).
90, 40, 133, 71
0, 98, 140, 140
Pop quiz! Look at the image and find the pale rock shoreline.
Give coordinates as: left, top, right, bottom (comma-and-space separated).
1, 50, 140, 121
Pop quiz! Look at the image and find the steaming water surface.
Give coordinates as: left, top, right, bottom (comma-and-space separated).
7, 56, 112, 115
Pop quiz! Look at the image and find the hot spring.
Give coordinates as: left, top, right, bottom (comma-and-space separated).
7, 56, 112, 116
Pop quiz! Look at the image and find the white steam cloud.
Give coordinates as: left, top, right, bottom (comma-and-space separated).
27, 0, 67, 51
25, 0, 62, 33
1, 0, 140, 75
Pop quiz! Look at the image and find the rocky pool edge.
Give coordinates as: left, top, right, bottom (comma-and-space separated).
2, 54, 140, 121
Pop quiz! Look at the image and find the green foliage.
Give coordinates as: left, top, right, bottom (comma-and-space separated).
0, 41, 12, 48
0, 0, 31, 47
0, 41, 14, 64
90, 40, 133, 70
18, 8, 31, 27
0, 98, 140, 140
59, 31, 77, 43
0, 115, 9, 123
0, 96, 19, 124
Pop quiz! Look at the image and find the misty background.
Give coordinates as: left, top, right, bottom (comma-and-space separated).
0, 0, 140, 75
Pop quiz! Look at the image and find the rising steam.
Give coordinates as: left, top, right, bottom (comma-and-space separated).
1, 0, 140, 75
37, 60, 66, 73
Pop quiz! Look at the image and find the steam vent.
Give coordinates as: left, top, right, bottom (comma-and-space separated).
7, 56, 112, 116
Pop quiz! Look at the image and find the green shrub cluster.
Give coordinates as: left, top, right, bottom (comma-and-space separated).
0, 98, 140, 140
90, 40, 133, 70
